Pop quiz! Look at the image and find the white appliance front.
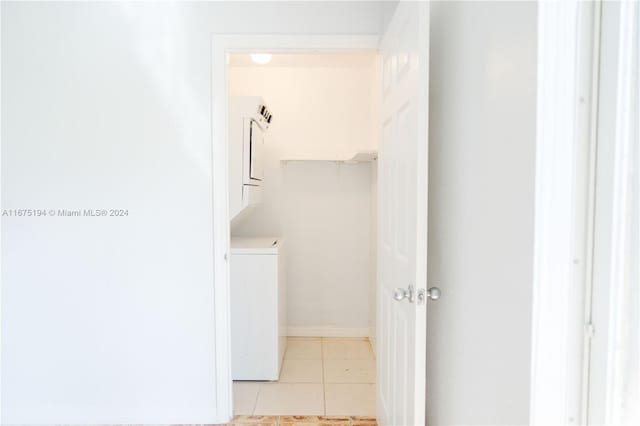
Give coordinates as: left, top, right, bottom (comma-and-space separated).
230, 238, 286, 381
228, 96, 272, 221
243, 118, 265, 185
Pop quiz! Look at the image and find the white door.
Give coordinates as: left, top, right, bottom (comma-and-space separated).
377, 2, 430, 426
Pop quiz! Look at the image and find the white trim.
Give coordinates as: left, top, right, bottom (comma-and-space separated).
589, 1, 640, 423
580, 1, 603, 421
529, 2, 600, 425
0, 3, 3, 422
604, 5, 639, 423
211, 34, 379, 423
368, 326, 376, 353
286, 327, 371, 338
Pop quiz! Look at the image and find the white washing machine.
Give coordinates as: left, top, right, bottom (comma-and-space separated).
230, 237, 286, 380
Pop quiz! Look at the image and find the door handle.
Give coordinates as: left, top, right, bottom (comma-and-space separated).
393, 285, 414, 303
427, 287, 441, 300
416, 286, 442, 304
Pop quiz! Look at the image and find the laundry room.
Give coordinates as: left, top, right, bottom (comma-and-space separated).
226, 52, 380, 417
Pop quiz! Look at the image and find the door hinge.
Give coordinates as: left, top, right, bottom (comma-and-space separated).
585, 322, 595, 338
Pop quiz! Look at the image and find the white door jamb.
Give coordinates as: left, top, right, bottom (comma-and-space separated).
210, 34, 378, 423
530, 0, 600, 425
529, 2, 601, 425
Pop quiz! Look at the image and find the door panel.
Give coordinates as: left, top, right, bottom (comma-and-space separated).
377, 2, 430, 425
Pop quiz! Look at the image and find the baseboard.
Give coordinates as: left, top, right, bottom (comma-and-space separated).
287, 326, 370, 338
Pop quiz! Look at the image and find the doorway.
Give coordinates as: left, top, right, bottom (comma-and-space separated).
227, 52, 379, 418
211, 4, 430, 422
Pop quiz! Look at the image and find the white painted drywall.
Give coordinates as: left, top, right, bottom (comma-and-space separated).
380, 1, 399, 35
0, 2, 383, 423
228, 56, 378, 335
426, 1, 537, 424
369, 163, 378, 350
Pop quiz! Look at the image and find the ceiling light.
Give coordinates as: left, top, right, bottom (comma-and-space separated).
250, 53, 272, 65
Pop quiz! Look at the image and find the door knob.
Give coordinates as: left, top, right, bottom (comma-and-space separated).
427, 287, 441, 300
393, 285, 414, 303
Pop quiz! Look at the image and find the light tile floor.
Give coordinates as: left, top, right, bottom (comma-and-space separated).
233, 337, 376, 417
225, 414, 377, 425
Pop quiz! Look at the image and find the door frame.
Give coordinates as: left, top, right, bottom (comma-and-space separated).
586, 1, 639, 423
210, 34, 379, 422
529, 1, 601, 424
531, 1, 640, 422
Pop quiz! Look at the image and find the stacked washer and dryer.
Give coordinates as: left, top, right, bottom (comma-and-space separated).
227, 96, 271, 222
228, 97, 286, 381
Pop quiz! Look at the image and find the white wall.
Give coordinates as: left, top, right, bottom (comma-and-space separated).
0, 2, 382, 423
369, 59, 380, 350
228, 56, 379, 335
369, 163, 378, 350
426, 1, 537, 424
